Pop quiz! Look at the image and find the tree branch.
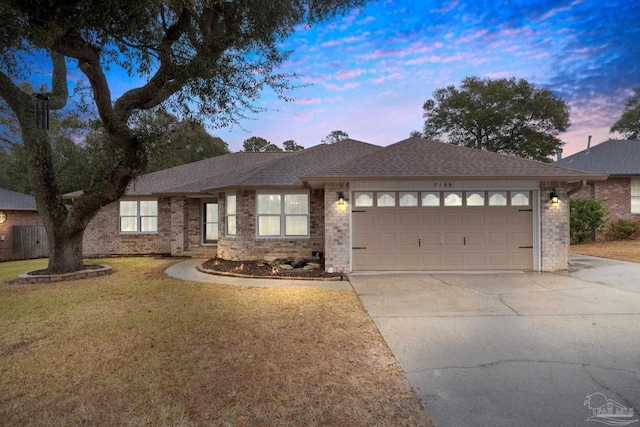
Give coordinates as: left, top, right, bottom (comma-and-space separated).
48, 51, 68, 110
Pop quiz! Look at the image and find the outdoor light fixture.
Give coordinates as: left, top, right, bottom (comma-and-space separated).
550, 191, 559, 204
337, 191, 345, 205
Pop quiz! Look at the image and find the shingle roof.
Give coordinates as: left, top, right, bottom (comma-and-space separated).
0, 188, 38, 210
304, 137, 606, 180
161, 139, 382, 193
555, 139, 640, 175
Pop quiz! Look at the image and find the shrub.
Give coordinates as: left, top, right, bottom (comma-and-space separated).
604, 219, 640, 241
570, 198, 607, 244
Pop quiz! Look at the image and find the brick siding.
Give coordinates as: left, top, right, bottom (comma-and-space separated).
324, 182, 350, 273
217, 189, 324, 261
83, 197, 171, 256
0, 210, 43, 261
540, 182, 569, 271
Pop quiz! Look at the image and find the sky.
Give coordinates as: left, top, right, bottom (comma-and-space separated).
213, 0, 640, 157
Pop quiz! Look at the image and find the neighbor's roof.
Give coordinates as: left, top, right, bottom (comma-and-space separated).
556, 139, 640, 175
303, 137, 607, 181
0, 188, 38, 210
160, 139, 382, 193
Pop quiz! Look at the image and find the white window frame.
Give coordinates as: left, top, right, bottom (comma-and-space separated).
202, 200, 218, 244
632, 178, 640, 214
256, 191, 309, 238
119, 199, 158, 234
226, 193, 236, 237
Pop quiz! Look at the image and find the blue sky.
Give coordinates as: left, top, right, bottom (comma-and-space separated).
214, 0, 639, 156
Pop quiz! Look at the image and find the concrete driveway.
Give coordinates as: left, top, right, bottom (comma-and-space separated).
349, 260, 640, 427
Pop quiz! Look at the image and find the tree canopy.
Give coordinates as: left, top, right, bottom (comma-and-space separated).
322, 130, 349, 144
423, 77, 570, 161
242, 136, 282, 152
610, 86, 640, 139
0, 0, 366, 273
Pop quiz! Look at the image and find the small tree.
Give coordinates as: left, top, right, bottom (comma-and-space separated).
570, 198, 607, 244
282, 139, 304, 151
610, 86, 640, 139
423, 76, 570, 161
322, 130, 349, 144
242, 137, 282, 152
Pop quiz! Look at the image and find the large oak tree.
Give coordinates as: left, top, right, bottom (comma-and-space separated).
423, 77, 570, 162
0, 0, 365, 273
610, 86, 640, 139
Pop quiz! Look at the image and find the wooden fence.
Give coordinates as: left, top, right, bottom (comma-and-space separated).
12, 225, 49, 260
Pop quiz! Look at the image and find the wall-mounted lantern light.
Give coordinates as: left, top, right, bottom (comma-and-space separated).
337, 191, 345, 205
550, 191, 559, 204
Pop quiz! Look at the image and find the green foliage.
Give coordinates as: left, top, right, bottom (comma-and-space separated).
409, 130, 423, 138
570, 198, 607, 244
322, 130, 349, 144
604, 219, 640, 241
242, 137, 283, 152
130, 110, 229, 172
423, 76, 570, 161
610, 86, 640, 139
282, 139, 304, 151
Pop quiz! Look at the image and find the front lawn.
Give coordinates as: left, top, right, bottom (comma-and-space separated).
571, 240, 640, 263
0, 257, 431, 426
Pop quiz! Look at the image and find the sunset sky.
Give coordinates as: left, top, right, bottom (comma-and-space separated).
215, 0, 640, 156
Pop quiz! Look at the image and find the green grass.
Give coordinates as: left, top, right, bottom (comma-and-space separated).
0, 258, 48, 282
0, 257, 431, 426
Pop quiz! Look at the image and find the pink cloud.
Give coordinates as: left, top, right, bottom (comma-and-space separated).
335, 69, 365, 80
325, 82, 361, 91
294, 97, 321, 105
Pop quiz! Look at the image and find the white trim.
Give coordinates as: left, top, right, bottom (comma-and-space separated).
255, 190, 310, 239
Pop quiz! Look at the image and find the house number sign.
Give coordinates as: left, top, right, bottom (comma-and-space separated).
432, 182, 453, 188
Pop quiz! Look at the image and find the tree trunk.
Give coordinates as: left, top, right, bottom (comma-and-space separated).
46, 227, 85, 274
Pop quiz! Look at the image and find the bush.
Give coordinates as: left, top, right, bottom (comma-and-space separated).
604, 219, 640, 241
570, 198, 607, 244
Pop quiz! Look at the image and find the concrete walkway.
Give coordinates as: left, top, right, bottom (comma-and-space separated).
165, 259, 352, 290
570, 254, 640, 294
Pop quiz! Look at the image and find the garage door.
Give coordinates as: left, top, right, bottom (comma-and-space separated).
352, 190, 533, 271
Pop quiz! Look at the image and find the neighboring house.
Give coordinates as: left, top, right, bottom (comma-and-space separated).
75, 137, 605, 272
556, 140, 640, 222
0, 188, 45, 261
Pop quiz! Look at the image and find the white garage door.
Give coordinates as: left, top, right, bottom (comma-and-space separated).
352, 190, 534, 271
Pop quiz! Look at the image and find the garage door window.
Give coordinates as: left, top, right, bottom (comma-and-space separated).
511, 191, 530, 206
377, 192, 396, 207
399, 192, 418, 207
488, 192, 507, 206
466, 192, 485, 206
354, 192, 373, 207
444, 192, 462, 207
422, 192, 440, 207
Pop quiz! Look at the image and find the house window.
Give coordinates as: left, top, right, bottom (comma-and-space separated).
632, 179, 640, 214
511, 191, 530, 206
399, 192, 418, 207
466, 192, 485, 206
354, 192, 373, 207
377, 192, 396, 207
421, 192, 440, 207
444, 192, 462, 207
257, 192, 309, 237
226, 194, 236, 236
203, 202, 218, 243
488, 192, 507, 206
119, 200, 157, 233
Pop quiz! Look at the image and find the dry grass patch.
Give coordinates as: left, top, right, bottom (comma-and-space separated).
0, 257, 431, 426
571, 240, 640, 263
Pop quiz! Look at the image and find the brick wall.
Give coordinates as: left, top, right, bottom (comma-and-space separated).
540, 182, 569, 271
0, 210, 43, 261
324, 182, 350, 273
83, 197, 171, 256
594, 178, 640, 222
217, 189, 324, 261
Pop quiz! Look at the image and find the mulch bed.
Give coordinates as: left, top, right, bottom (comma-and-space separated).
201, 257, 343, 279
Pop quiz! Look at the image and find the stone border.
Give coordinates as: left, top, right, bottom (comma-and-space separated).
196, 265, 344, 281
17, 265, 113, 284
